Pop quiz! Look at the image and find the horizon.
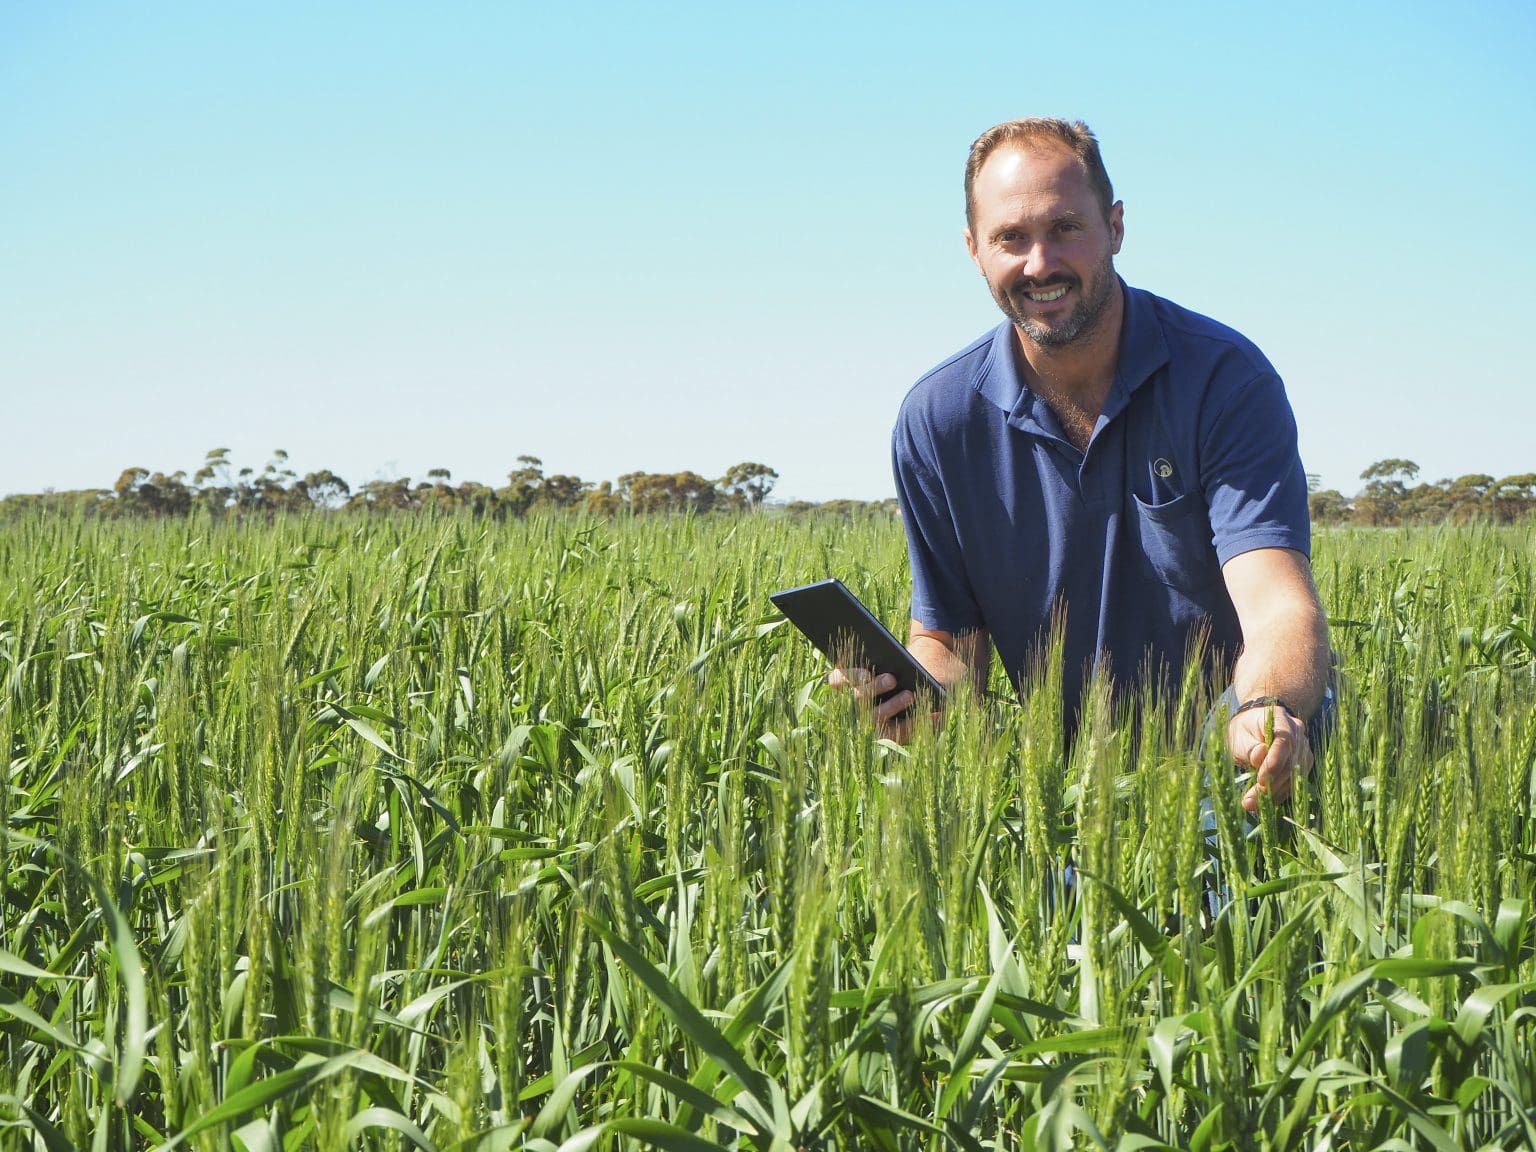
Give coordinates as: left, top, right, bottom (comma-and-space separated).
10, 445, 1524, 506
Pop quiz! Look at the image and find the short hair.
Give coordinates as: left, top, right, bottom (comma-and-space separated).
964, 118, 1115, 230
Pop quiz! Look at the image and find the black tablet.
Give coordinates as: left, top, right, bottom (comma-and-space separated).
770, 578, 944, 700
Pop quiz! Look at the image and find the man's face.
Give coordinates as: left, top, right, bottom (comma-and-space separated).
965, 142, 1124, 349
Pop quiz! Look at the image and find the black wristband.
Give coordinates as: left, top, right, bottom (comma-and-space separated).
1231, 695, 1297, 720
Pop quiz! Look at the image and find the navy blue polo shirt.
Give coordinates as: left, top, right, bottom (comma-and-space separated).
893, 280, 1309, 717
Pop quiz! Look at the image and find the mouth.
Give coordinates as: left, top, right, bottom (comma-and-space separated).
1017, 283, 1070, 304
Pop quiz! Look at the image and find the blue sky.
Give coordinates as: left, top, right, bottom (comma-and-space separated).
3, 1, 1532, 501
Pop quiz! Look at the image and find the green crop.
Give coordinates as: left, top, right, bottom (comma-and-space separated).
0, 511, 1532, 1150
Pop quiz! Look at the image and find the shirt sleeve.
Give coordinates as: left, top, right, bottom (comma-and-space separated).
892, 401, 986, 634
1198, 369, 1312, 566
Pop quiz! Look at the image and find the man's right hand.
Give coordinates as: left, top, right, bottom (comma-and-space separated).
827, 621, 989, 745
826, 666, 920, 743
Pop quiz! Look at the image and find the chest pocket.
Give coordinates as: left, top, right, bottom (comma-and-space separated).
1132, 491, 1222, 595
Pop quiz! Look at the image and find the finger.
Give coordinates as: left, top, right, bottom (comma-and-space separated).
874, 690, 914, 726
828, 666, 873, 692
836, 669, 896, 704
1228, 712, 1274, 768
1242, 769, 1290, 809
1257, 731, 1289, 780
863, 674, 897, 705
877, 700, 917, 745
1265, 764, 1294, 804
1241, 768, 1268, 811
1243, 756, 1283, 812
1256, 721, 1302, 801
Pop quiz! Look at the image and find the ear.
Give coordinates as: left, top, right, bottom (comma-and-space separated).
1108, 200, 1125, 255
964, 227, 982, 271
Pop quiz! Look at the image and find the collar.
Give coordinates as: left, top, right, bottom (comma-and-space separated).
972, 279, 1172, 430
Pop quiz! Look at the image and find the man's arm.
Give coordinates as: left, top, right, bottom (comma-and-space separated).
909, 621, 991, 694
830, 622, 990, 743
1221, 547, 1331, 812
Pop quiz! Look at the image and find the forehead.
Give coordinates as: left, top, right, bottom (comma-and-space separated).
971, 142, 1098, 224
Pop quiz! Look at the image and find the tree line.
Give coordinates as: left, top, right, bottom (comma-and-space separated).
1310, 460, 1536, 526
6, 451, 1531, 526
0, 449, 874, 520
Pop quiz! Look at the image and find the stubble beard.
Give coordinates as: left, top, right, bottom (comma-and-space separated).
997, 253, 1117, 349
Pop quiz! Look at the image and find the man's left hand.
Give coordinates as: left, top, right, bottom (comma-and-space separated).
1227, 704, 1313, 813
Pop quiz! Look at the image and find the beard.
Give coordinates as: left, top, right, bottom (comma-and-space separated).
993, 253, 1117, 349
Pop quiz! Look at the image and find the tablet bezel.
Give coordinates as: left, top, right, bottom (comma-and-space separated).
770, 578, 944, 701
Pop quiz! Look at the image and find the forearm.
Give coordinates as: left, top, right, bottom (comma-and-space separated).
908, 625, 990, 696
1222, 548, 1331, 721
1230, 606, 1330, 720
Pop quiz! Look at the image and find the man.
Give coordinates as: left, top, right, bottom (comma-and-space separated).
834, 118, 1330, 813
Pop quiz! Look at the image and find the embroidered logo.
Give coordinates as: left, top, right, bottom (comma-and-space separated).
1153, 458, 1174, 479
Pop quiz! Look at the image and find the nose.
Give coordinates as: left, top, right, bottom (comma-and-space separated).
1020, 238, 1054, 281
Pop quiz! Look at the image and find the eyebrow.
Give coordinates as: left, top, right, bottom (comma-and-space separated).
989, 211, 1086, 241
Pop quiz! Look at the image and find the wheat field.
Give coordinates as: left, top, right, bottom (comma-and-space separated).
1, 511, 1532, 1150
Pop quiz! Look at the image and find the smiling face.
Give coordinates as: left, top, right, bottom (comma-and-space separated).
965, 141, 1125, 349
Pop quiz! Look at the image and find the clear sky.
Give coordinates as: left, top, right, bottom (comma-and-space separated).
3, 1, 1532, 502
